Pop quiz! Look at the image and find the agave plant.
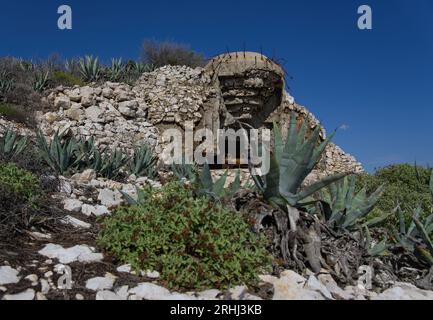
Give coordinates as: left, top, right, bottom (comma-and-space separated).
0, 70, 14, 96
131, 62, 154, 74
91, 147, 130, 180
36, 130, 82, 175
196, 162, 241, 201
18, 59, 35, 72
33, 70, 50, 93
363, 225, 389, 257
64, 58, 80, 74
79, 56, 101, 82
0, 129, 28, 160
251, 112, 347, 209
129, 144, 158, 179
106, 58, 125, 82
171, 159, 199, 183
319, 175, 386, 231
394, 205, 433, 265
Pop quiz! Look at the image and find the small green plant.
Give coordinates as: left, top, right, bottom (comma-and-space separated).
79, 56, 101, 82
251, 113, 347, 209
0, 163, 41, 201
107, 58, 125, 82
33, 71, 50, 93
319, 175, 386, 231
98, 182, 271, 290
0, 129, 28, 160
129, 144, 158, 179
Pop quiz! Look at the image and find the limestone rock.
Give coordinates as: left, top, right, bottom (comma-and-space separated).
38, 244, 103, 264
2, 289, 35, 300
0, 266, 21, 285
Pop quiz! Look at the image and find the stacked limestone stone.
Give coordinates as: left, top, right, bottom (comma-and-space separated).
34, 62, 363, 176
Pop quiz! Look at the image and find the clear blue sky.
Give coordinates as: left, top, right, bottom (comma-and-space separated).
1, 0, 432, 172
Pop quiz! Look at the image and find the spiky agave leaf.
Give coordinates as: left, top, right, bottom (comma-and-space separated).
253, 112, 347, 208
130, 144, 158, 178
0, 129, 28, 159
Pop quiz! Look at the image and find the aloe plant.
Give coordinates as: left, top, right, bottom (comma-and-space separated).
0, 129, 28, 160
36, 130, 82, 175
79, 56, 101, 82
33, 71, 50, 93
107, 58, 124, 82
129, 144, 158, 179
251, 112, 347, 209
319, 175, 386, 230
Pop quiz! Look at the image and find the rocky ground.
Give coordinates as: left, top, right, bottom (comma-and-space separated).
2, 168, 433, 301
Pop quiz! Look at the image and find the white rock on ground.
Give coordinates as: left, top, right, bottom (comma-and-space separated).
142, 270, 160, 279
2, 289, 35, 300
63, 199, 83, 212
129, 283, 197, 300
372, 282, 433, 300
116, 264, 132, 273
38, 244, 103, 264
318, 273, 354, 300
197, 289, 221, 300
229, 286, 248, 300
0, 266, 21, 285
305, 275, 333, 300
61, 215, 91, 229
98, 189, 123, 208
259, 270, 325, 300
81, 204, 96, 216
94, 205, 109, 216
86, 276, 115, 291
96, 290, 127, 300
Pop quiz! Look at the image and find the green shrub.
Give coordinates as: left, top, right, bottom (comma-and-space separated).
98, 182, 271, 290
51, 71, 85, 87
0, 163, 41, 200
357, 164, 432, 217
141, 40, 205, 68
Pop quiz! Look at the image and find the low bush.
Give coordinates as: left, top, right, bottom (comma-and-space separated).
0, 102, 36, 126
0, 162, 41, 201
357, 164, 432, 217
51, 71, 85, 87
0, 160, 62, 239
141, 40, 206, 68
98, 182, 271, 290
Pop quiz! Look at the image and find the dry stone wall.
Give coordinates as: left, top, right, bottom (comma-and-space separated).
33, 53, 363, 176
